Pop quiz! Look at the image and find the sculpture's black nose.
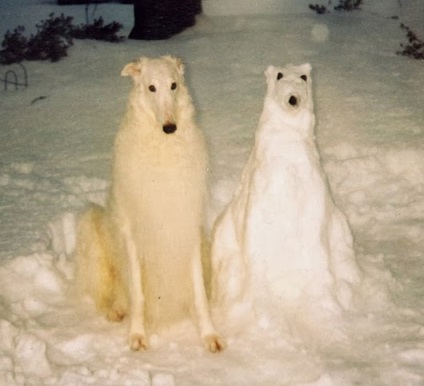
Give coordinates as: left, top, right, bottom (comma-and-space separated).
163, 123, 177, 134
289, 95, 298, 106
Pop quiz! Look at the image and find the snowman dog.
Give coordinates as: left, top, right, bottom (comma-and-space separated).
211, 64, 361, 324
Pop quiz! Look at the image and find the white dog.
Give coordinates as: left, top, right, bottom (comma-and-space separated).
211, 64, 361, 323
76, 56, 224, 352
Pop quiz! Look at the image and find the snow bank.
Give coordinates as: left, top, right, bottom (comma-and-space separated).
203, 0, 408, 18
203, 0, 311, 16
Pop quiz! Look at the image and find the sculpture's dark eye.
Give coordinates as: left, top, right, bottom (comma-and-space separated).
148, 85, 156, 92
301, 75, 308, 82
171, 82, 177, 90
277, 72, 283, 80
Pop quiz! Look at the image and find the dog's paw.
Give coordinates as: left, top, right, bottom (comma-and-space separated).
203, 334, 226, 353
129, 334, 149, 351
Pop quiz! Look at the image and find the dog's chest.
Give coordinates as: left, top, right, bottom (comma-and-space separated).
112, 129, 206, 219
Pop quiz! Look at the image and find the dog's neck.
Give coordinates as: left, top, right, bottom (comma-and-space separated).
258, 96, 316, 143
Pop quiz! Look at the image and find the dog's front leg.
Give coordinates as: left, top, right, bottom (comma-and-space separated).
191, 247, 226, 352
123, 228, 148, 351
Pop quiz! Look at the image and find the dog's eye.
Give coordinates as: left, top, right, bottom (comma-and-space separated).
301, 75, 308, 82
148, 85, 156, 92
277, 72, 283, 80
171, 82, 177, 90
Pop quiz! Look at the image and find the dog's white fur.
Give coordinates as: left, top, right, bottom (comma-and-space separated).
211, 64, 361, 320
76, 56, 224, 352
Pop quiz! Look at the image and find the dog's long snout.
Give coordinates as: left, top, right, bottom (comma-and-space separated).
163, 123, 177, 134
288, 95, 299, 107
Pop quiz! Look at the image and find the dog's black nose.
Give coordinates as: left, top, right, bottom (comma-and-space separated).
288, 95, 298, 106
163, 123, 177, 134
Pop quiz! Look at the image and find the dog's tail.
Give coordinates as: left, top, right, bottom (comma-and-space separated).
75, 205, 125, 318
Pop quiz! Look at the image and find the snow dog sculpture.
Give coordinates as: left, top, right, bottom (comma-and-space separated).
211, 63, 362, 325
76, 56, 224, 352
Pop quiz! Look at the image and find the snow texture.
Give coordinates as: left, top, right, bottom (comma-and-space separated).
0, 0, 424, 385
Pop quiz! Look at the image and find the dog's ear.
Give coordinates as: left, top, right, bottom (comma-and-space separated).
162, 55, 185, 76
121, 58, 145, 79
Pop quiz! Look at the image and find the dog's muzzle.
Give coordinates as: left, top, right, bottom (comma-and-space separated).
163, 123, 177, 134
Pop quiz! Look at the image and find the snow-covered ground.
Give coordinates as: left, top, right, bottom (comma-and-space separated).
0, 0, 424, 385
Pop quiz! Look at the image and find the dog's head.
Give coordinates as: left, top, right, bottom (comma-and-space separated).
264, 63, 312, 114
122, 55, 187, 134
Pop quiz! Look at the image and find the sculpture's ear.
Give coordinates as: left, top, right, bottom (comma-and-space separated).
299, 63, 312, 76
265, 65, 277, 84
121, 57, 147, 79
265, 65, 287, 86
162, 55, 185, 76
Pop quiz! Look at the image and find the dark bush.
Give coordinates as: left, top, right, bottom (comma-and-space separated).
334, 0, 362, 11
25, 32, 71, 62
26, 13, 74, 62
309, 0, 362, 14
72, 17, 124, 42
398, 24, 424, 60
0, 27, 28, 65
0, 13, 124, 64
309, 4, 329, 15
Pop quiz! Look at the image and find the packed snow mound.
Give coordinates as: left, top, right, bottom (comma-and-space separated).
211, 63, 362, 329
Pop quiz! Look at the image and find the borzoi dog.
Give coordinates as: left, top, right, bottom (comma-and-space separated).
76, 56, 225, 352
